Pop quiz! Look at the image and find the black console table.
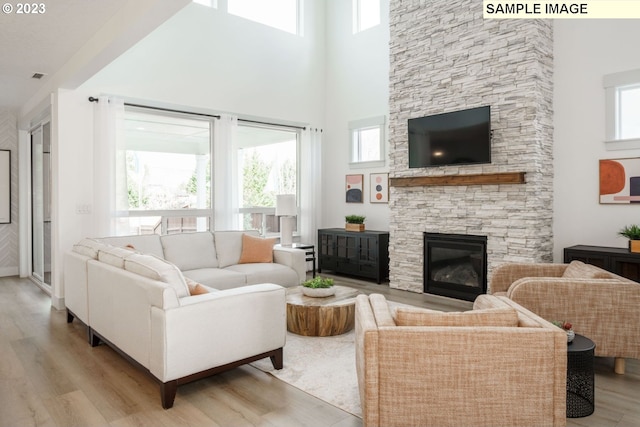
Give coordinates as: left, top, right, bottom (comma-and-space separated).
564, 245, 640, 282
318, 228, 389, 283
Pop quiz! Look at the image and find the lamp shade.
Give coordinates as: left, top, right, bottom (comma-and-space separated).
276, 194, 297, 216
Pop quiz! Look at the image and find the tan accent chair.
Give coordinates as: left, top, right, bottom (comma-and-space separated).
355, 294, 567, 427
490, 260, 640, 374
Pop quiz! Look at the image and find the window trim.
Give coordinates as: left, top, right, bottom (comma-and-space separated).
349, 115, 386, 168
604, 68, 640, 150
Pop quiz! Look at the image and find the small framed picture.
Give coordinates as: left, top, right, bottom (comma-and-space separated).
346, 174, 364, 203
370, 173, 389, 203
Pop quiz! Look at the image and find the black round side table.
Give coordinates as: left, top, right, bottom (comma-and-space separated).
566, 334, 595, 418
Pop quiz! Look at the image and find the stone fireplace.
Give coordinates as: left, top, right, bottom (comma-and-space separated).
387, 0, 554, 295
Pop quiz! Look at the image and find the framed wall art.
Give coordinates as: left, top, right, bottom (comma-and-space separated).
0, 150, 10, 224
346, 174, 364, 203
599, 157, 640, 204
370, 173, 389, 203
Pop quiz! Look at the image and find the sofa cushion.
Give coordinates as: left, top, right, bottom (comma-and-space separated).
124, 254, 190, 298
73, 238, 107, 259
98, 245, 136, 268
395, 306, 519, 327
214, 230, 260, 268
225, 263, 299, 287
99, 234, 164, 258
562, 260, 611, 279
238, 234, 276, 264
161, 232, 219, 270
182, 268, 247, 290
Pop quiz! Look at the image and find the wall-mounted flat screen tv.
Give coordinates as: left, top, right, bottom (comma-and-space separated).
408, 106, 491, 168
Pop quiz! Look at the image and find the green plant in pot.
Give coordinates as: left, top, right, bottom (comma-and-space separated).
301, 276, 335, 297
618, 224, 640, 253
345, 215, 366, 232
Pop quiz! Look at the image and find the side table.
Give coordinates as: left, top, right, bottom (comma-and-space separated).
285, 285, 359, 336
275, 243, 316, 277
567, 334, 595, 418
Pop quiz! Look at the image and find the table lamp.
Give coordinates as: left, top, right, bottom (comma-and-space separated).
276, 194, 296, 246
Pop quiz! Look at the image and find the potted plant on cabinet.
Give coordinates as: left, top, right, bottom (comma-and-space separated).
345, 215, 366, 232
301, 276, 335, 297
618, 224, 640, 253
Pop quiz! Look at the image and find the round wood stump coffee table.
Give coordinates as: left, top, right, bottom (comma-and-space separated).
286, 285, 360, 337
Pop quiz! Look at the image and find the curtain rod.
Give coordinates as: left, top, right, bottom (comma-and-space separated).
88, 97, 315, 131
88, 97, 221, 119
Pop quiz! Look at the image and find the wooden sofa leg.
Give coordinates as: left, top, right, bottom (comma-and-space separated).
66, 309, 74, 323
161, 381, 178, 409
614, 357, 625, 374
270, 347, 283, 370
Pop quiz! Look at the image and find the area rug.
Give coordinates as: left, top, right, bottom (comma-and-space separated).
250, 330, 362, 417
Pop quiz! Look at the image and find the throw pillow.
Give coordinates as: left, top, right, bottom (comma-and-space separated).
395, 306, 519, 327
238, 234, 276, 264
124, 254, 190, 298
562, 260, 610, 279
185, 277, 209, 295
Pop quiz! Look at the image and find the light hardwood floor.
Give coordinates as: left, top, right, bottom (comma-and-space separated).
1, 274, 639, 427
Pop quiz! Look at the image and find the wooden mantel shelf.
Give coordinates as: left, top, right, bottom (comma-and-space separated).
389, 172, 526, 187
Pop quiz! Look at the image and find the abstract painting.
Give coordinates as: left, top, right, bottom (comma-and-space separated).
599, 158, 640, 204
370, 173, 389, 203
346, 174, 364, 203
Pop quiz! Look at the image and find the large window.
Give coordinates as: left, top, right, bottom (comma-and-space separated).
123, 108, 213, 235
604, 69, 640, 149
228, 0, 299, 35
237, 123, 299, 236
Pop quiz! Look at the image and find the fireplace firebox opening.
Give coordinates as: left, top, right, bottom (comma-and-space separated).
423, 232, 487, 302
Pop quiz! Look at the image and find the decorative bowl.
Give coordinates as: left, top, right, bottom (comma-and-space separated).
301, 286, 336, 297
567, 329, 575, 343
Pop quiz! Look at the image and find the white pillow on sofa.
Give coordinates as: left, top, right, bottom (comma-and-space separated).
98, 245, 136, 268
160, 232, 218, 271
72, 238, 107, 259
124, 253, 190, 298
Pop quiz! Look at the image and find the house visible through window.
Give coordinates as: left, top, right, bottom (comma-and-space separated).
228, 0, 299, 35
237, 123, 299, 236
353, 0, 380, 34
123, 108, 213, 235
604, 69, 640, 149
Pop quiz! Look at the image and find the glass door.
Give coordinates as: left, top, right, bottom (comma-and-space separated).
31, 122, 51, 287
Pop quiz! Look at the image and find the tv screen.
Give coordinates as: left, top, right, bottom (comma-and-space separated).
408, 106, 491, 168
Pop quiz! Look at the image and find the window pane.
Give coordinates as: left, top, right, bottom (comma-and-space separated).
619, 85, 640, 140
358, 127, 381, 162
356, 0, 380, 33
124, 110, 211, 211
228, 0, 298, 34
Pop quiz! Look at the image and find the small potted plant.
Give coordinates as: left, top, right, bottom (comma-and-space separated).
301, 276, 335, 297
552, 320, 575, 343
345, 215, 366, 232
618, 224, 640, 253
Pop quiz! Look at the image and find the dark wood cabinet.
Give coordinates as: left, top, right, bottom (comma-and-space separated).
318, 228, 389, 283
564, 245, 640, 282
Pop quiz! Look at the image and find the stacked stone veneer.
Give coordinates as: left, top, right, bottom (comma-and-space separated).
388, 0, 554, 293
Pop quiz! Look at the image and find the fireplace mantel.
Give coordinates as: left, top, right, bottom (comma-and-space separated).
389, 172, 525, 187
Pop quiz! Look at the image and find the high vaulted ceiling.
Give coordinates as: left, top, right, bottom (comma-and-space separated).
0, 0, 130, 110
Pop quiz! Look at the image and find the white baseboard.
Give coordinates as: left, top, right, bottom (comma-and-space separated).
0, 266, 19, 277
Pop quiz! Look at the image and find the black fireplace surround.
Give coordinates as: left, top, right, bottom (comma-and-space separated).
424, 232, 487, 302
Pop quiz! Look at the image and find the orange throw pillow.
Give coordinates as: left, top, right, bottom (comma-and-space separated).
238, 234, 276, 264
185, 277, 209, 295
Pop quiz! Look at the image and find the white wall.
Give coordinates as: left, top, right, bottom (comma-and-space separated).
322, 1, 390, 231
553, 20, 640, 261
82, 2, 325, 125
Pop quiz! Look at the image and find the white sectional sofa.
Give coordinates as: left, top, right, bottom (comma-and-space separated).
62, 230, 306, 408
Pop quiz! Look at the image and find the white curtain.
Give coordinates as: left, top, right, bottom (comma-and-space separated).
213, 114, 240, 230
93, 96, 128, 237
300, 127, 322, 246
